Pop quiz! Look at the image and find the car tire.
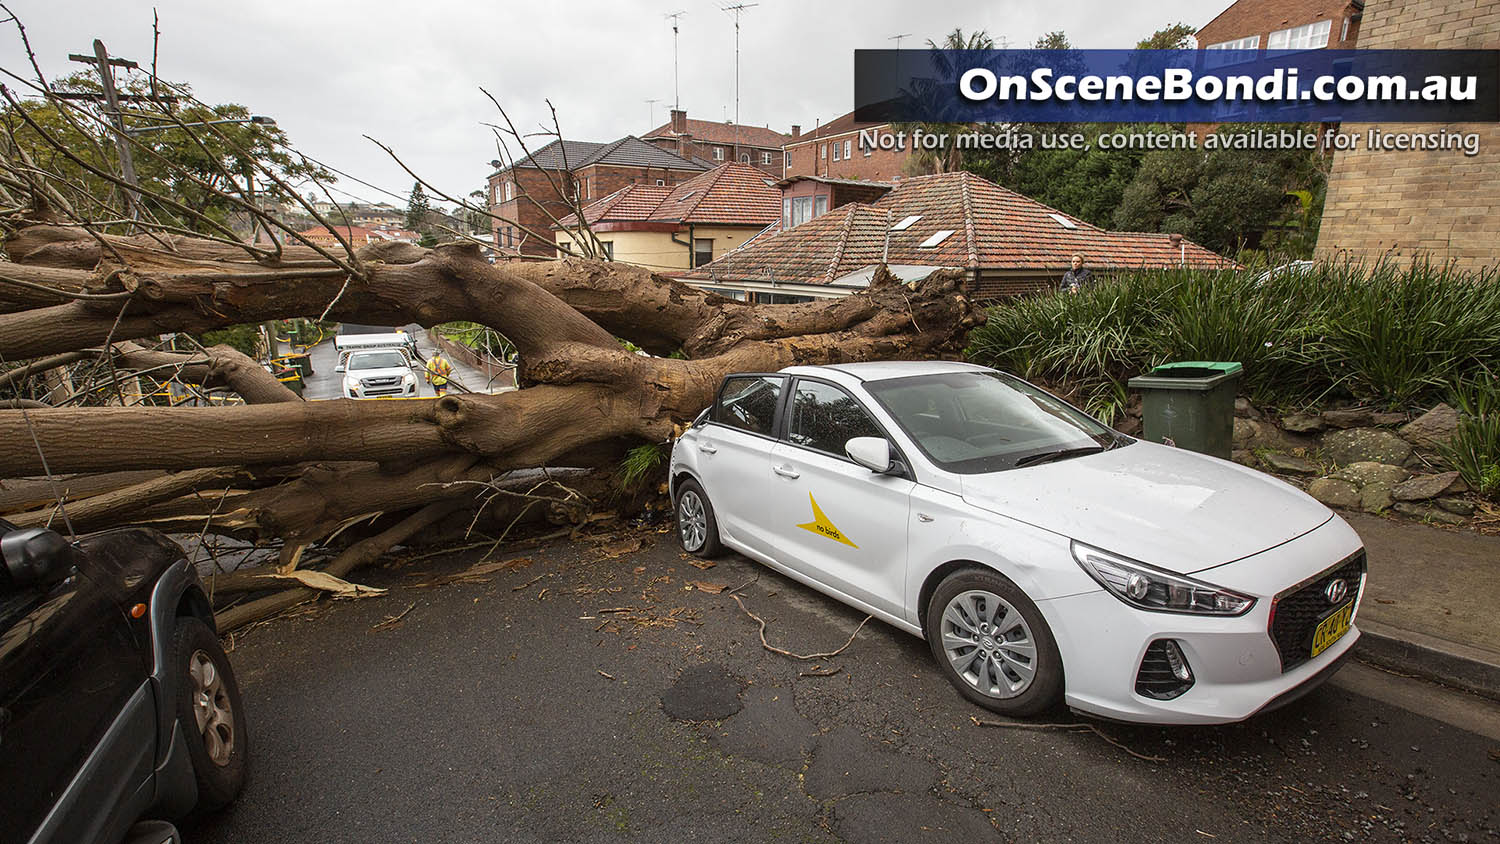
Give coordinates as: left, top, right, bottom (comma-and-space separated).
170, 617, 249, 814
675, 479, 725, 558
924, 568, 1064, 718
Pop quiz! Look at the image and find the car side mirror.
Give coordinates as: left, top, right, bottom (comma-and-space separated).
846, 437, 893, 473
1, 528, 76, 588
335, 364, 345, 373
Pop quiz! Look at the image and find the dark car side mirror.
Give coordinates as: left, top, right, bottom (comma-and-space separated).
1, 528, 76, 588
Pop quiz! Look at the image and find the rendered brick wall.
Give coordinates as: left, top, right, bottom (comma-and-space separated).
1314, 0, 1500, 271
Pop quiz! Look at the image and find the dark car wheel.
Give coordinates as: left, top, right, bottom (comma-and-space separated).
924, 568, 1064, 717
675, 479, 725, 558
171, 617, 248, 813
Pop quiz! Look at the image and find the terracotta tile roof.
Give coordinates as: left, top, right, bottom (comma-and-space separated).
643, 118, 792, 149
682, 170, 1234, 285
556, 163, 780, 229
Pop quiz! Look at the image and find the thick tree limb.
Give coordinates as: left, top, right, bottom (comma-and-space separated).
7, 465, 245, 532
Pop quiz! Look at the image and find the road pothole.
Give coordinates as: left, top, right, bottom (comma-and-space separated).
661, 663, 745, 721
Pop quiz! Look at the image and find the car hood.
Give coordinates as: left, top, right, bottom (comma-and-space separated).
346, 366, 411, 379
958, 442, 1331, 574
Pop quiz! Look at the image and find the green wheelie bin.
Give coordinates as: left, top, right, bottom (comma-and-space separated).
1127, 361, 1243, 459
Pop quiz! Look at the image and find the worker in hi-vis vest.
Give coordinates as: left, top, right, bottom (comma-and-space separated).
425, 350, 454, 395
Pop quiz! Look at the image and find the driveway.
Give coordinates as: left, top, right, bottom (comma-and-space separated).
195, 534, 1500, 843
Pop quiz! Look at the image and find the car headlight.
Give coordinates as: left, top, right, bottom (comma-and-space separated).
1071, 541, 1255, 616
403, 372, 417, 384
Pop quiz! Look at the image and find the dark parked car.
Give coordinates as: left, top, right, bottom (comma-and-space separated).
0, 519, 248, 844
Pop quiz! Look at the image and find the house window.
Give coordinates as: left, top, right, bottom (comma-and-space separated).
820, 144, 827, 160
832, 143, 841, 162
1204, 35, 1260, 68
843, 140, 852, 159
783, 197, 792, 227
693, 238, 714, 267
740, 153, 751, 163
1340, 16, 1350, 42
1267, 20, 1331, 51
713, 147, 725, 160
600, 241, 614, 260
786, 151, 792, 167
504, 181, 514, 201
655, 178, 665, 185
814, 195, 828, 217
788, 196, 814, 227
761, 151, 773, 164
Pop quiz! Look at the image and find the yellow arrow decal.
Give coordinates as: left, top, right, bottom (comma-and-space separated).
796, 493, 858, 548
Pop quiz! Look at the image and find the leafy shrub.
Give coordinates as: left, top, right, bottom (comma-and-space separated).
1439, 373, 1500, 500
967, 259, 1499, 415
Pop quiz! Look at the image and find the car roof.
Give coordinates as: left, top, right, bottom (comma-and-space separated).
780, 361, 993, 383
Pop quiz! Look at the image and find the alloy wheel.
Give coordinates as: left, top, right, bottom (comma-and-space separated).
678, 490, 707, 552
939, 589, 1038, 699
189, 649, 236, 766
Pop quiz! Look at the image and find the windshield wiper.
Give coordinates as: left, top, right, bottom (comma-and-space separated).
1013, 446, 1105, 468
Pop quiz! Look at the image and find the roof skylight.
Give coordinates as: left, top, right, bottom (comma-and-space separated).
1048, 213, 1079, 229
892, 215, 923, 231
918, 230, 956, 248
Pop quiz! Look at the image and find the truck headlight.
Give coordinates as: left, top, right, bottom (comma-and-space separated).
1072, 541, 1255, 616
403, 372, 417, 385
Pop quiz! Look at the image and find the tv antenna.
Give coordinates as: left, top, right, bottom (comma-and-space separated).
888, 33, 912, 51
665, 11, 686, 111
722, 3, 758, 156
646, 97, 661, 127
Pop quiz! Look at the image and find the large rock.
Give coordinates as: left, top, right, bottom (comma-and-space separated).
1321, 428, 1414, 468
1399, 403, 1459, 450
1282, 412, 1325, 433
1321, 408, 1374, 429
1234, 397, 1262, 420
1331, 461, 1410, 489
1392, 501, 1468, 525
1391, 471, 1462, 502
1436, 497, 1476, 516
1371, 411, 1408, 427
1261, 452, 1320, 475
1308, 477, 1360, 509
1360, 483, 1393, 514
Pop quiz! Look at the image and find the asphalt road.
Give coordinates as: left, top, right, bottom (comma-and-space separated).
194, 534, 1500, 843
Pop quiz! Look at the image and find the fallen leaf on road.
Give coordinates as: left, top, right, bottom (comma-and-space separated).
688, 560, 716, 570
633, 566, 647, 573
598, 537, 642, 557
689, 580, 726, 593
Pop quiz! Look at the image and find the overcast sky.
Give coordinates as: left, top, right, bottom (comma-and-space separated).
4, 0, 1214, 210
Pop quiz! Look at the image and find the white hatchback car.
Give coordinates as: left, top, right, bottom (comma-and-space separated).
670, 362, 1366, 725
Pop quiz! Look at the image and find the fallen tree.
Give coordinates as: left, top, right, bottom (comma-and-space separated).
0, 30, 984, 628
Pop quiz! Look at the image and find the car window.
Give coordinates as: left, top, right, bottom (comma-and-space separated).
349, 351, 407, 369
713, 376, 783, 436
787, 380, 883, 457
865, 371, 1120, 473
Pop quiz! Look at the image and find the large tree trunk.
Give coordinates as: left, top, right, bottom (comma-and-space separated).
0, 222, 982, 627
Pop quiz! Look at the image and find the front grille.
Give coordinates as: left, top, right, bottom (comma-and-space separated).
1135, 639, 1194, 700
1269, 550, 1366, 672
362, 377, 401, 387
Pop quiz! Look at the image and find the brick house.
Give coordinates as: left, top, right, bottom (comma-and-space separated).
553, 162, 781, 271
776, 175, 893, 230
1316, 0, 1500, 270
641, 109, 794, 177
782, 111, 915, 182
487, 137, 706, 257
680, 171, 1232, 303
297, 225, 420, 249
1197, 0, 1363, 52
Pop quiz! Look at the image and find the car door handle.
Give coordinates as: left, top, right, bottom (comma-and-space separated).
773, 465, 801, 479
698, 444, 718, 454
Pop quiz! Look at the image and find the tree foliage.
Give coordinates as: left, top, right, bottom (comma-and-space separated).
405, 181, 431, 232
1, 71, 331, 236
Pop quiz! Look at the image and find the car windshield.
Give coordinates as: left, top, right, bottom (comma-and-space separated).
348, 351, 407, 370
863, 370, 1126, 473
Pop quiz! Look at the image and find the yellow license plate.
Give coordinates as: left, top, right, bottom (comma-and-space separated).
1310, 601, 1355, 657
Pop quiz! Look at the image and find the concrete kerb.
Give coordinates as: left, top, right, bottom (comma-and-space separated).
1353, 618, 1500, 703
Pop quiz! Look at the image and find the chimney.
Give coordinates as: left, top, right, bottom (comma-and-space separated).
790, 125, 801, 138
670, 109, 687, 134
